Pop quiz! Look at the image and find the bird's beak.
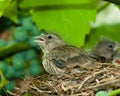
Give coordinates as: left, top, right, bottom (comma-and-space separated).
33, 36, 46, 44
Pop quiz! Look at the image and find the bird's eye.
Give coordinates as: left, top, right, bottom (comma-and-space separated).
48, 35, 52, 39
108, 44, 113, 49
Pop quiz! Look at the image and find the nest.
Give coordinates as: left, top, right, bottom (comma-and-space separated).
12, 63, 120, 96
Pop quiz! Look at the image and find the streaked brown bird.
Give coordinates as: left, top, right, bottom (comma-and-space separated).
34, 33, 96, 74
90, 38, 120, 63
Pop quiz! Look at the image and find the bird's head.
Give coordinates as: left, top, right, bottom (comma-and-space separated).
95, 38, 120, 58
34, 33, 65, 53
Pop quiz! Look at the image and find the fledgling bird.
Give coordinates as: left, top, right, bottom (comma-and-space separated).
34, 33, 96, 74
90, 38, 120, 63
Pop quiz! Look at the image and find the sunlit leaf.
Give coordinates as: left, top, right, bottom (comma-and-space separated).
19, 0, 93, 9
0, 0, 9, 17
0, 11, 3, 17
32, 8, 96, 47
3, 0, 18, 23
18, 0, 96, 47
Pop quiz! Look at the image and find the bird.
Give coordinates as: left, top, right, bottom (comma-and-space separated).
34, 32, 96, 74
89, 38, 120, 63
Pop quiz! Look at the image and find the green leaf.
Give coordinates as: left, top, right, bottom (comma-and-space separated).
3, 0, 18, 23
19, 0, 96, 47
20, 0, 96, 47
0, 70, 8, 88
109, 88, 120, 96
33, 10, 96, 47
0, 0, 18, 23
0, 0, 8, 17
19, 0, 94, 9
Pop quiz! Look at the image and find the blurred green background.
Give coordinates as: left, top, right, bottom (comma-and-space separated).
0, 0, 120, 95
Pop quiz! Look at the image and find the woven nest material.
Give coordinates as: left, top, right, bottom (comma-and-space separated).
12, 63, 120, 96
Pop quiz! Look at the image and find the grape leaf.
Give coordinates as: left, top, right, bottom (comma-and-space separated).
3, 0, 18, 23
19, 0, 93, 9
19, 0, 96, 47
32, 8, 96, 47
0, 0, 18, 23
0, 0, 8, 17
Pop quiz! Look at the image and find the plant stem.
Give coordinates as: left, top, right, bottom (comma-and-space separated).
0, 70, 8, 88
0, 42, 31, 58
109, 88, 120, 96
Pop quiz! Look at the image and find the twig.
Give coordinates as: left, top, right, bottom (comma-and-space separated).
78, 75, 92, 89
30, 83, 52, 93
47, 81, 58, 93
7, 91, 16, 96
78, 70, 106, 89
14, 87, 20, 90
61, 81, 79, 91
88, 79, 120, 89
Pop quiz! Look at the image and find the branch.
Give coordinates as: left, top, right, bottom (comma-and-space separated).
103, 0, 120, 5
0, 42, 31, 58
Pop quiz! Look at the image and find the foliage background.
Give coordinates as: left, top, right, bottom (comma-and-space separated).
1, 0, 119, 49
0, 0, 120, 95
0, 0, 96, 47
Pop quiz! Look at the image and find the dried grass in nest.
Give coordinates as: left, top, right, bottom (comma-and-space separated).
14, 63, 120, 96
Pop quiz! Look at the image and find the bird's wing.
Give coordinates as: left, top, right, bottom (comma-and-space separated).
46, 45, 92, 68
